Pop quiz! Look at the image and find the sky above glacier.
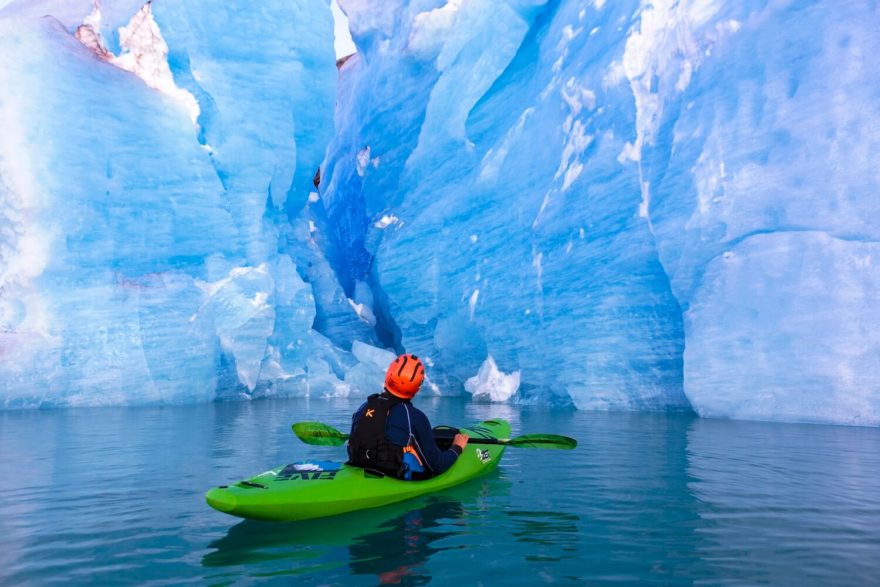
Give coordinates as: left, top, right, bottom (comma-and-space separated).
331, 0, 355, 58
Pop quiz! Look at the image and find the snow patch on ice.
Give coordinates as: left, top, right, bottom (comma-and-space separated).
75, 3, 110, 58
347, 298, 377, 326
74, 2, 200, 124
477, 107, 535, 184
532, 250, 543, 289
555, 79, 596, 192
468, 288, 479, 319
408, 0, 464, 59
374, 214, 399, 229
111, 3, 200, 123
621, 0, 741, 216
356, 146, 371, 176
553, 25, 583, 73
620, 1, 743, 227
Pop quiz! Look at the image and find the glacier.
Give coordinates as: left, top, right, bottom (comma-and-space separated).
0, 0, 387, 407
0, 0, 878, 426
320, 0, 879, 424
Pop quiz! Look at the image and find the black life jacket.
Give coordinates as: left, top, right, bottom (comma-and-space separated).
347, 393, 407, 478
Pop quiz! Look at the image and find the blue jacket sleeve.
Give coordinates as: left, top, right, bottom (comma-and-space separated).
405, 406, 461, 475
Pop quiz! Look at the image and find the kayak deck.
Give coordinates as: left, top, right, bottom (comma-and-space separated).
206, 419, 511, 522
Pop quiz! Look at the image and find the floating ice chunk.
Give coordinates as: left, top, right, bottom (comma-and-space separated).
464, 356, 520, 403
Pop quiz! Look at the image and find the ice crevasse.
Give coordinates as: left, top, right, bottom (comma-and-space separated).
0, 0, 878, 427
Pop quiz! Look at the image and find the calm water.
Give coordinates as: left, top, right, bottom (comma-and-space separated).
1, 398, 879, 585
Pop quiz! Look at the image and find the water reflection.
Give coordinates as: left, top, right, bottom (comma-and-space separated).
348, 498, 465, 585
686, 417, 880, 585
506, 510, 580, 563
2, 400, 879, 585
531, 411, 710, 583
203, 475, 508, 584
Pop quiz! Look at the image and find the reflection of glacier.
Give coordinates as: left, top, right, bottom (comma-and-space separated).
685, 418, 880, 582
0, 1, 877, 425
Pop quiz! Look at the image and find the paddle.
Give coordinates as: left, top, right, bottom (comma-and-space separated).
291, 421, 577, 450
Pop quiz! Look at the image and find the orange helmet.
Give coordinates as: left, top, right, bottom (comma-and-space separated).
384, 354, 425, 399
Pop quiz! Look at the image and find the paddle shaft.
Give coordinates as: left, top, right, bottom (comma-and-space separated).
329, 431, 511, 446
292, 422, 577, 450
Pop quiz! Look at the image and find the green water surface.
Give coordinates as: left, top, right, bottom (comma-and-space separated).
1, 397, 878, 585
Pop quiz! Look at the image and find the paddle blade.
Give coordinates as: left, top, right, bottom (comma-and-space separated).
505, 434, 577, 450
292, 422, 349, 446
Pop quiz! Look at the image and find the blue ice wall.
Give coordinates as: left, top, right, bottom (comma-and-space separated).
2, 0, 877, 425
0, 1, 388, 407
321, 0, 880, 424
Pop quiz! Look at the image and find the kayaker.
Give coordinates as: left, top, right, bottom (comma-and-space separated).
348, 353, 469, 480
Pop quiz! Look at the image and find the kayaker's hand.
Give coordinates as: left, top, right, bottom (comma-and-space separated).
452, 433, 469, 450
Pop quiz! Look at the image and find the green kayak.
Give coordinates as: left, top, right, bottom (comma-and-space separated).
205, 418, 510, 522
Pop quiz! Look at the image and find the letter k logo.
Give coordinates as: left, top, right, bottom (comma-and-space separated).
365, 408, 375, 418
